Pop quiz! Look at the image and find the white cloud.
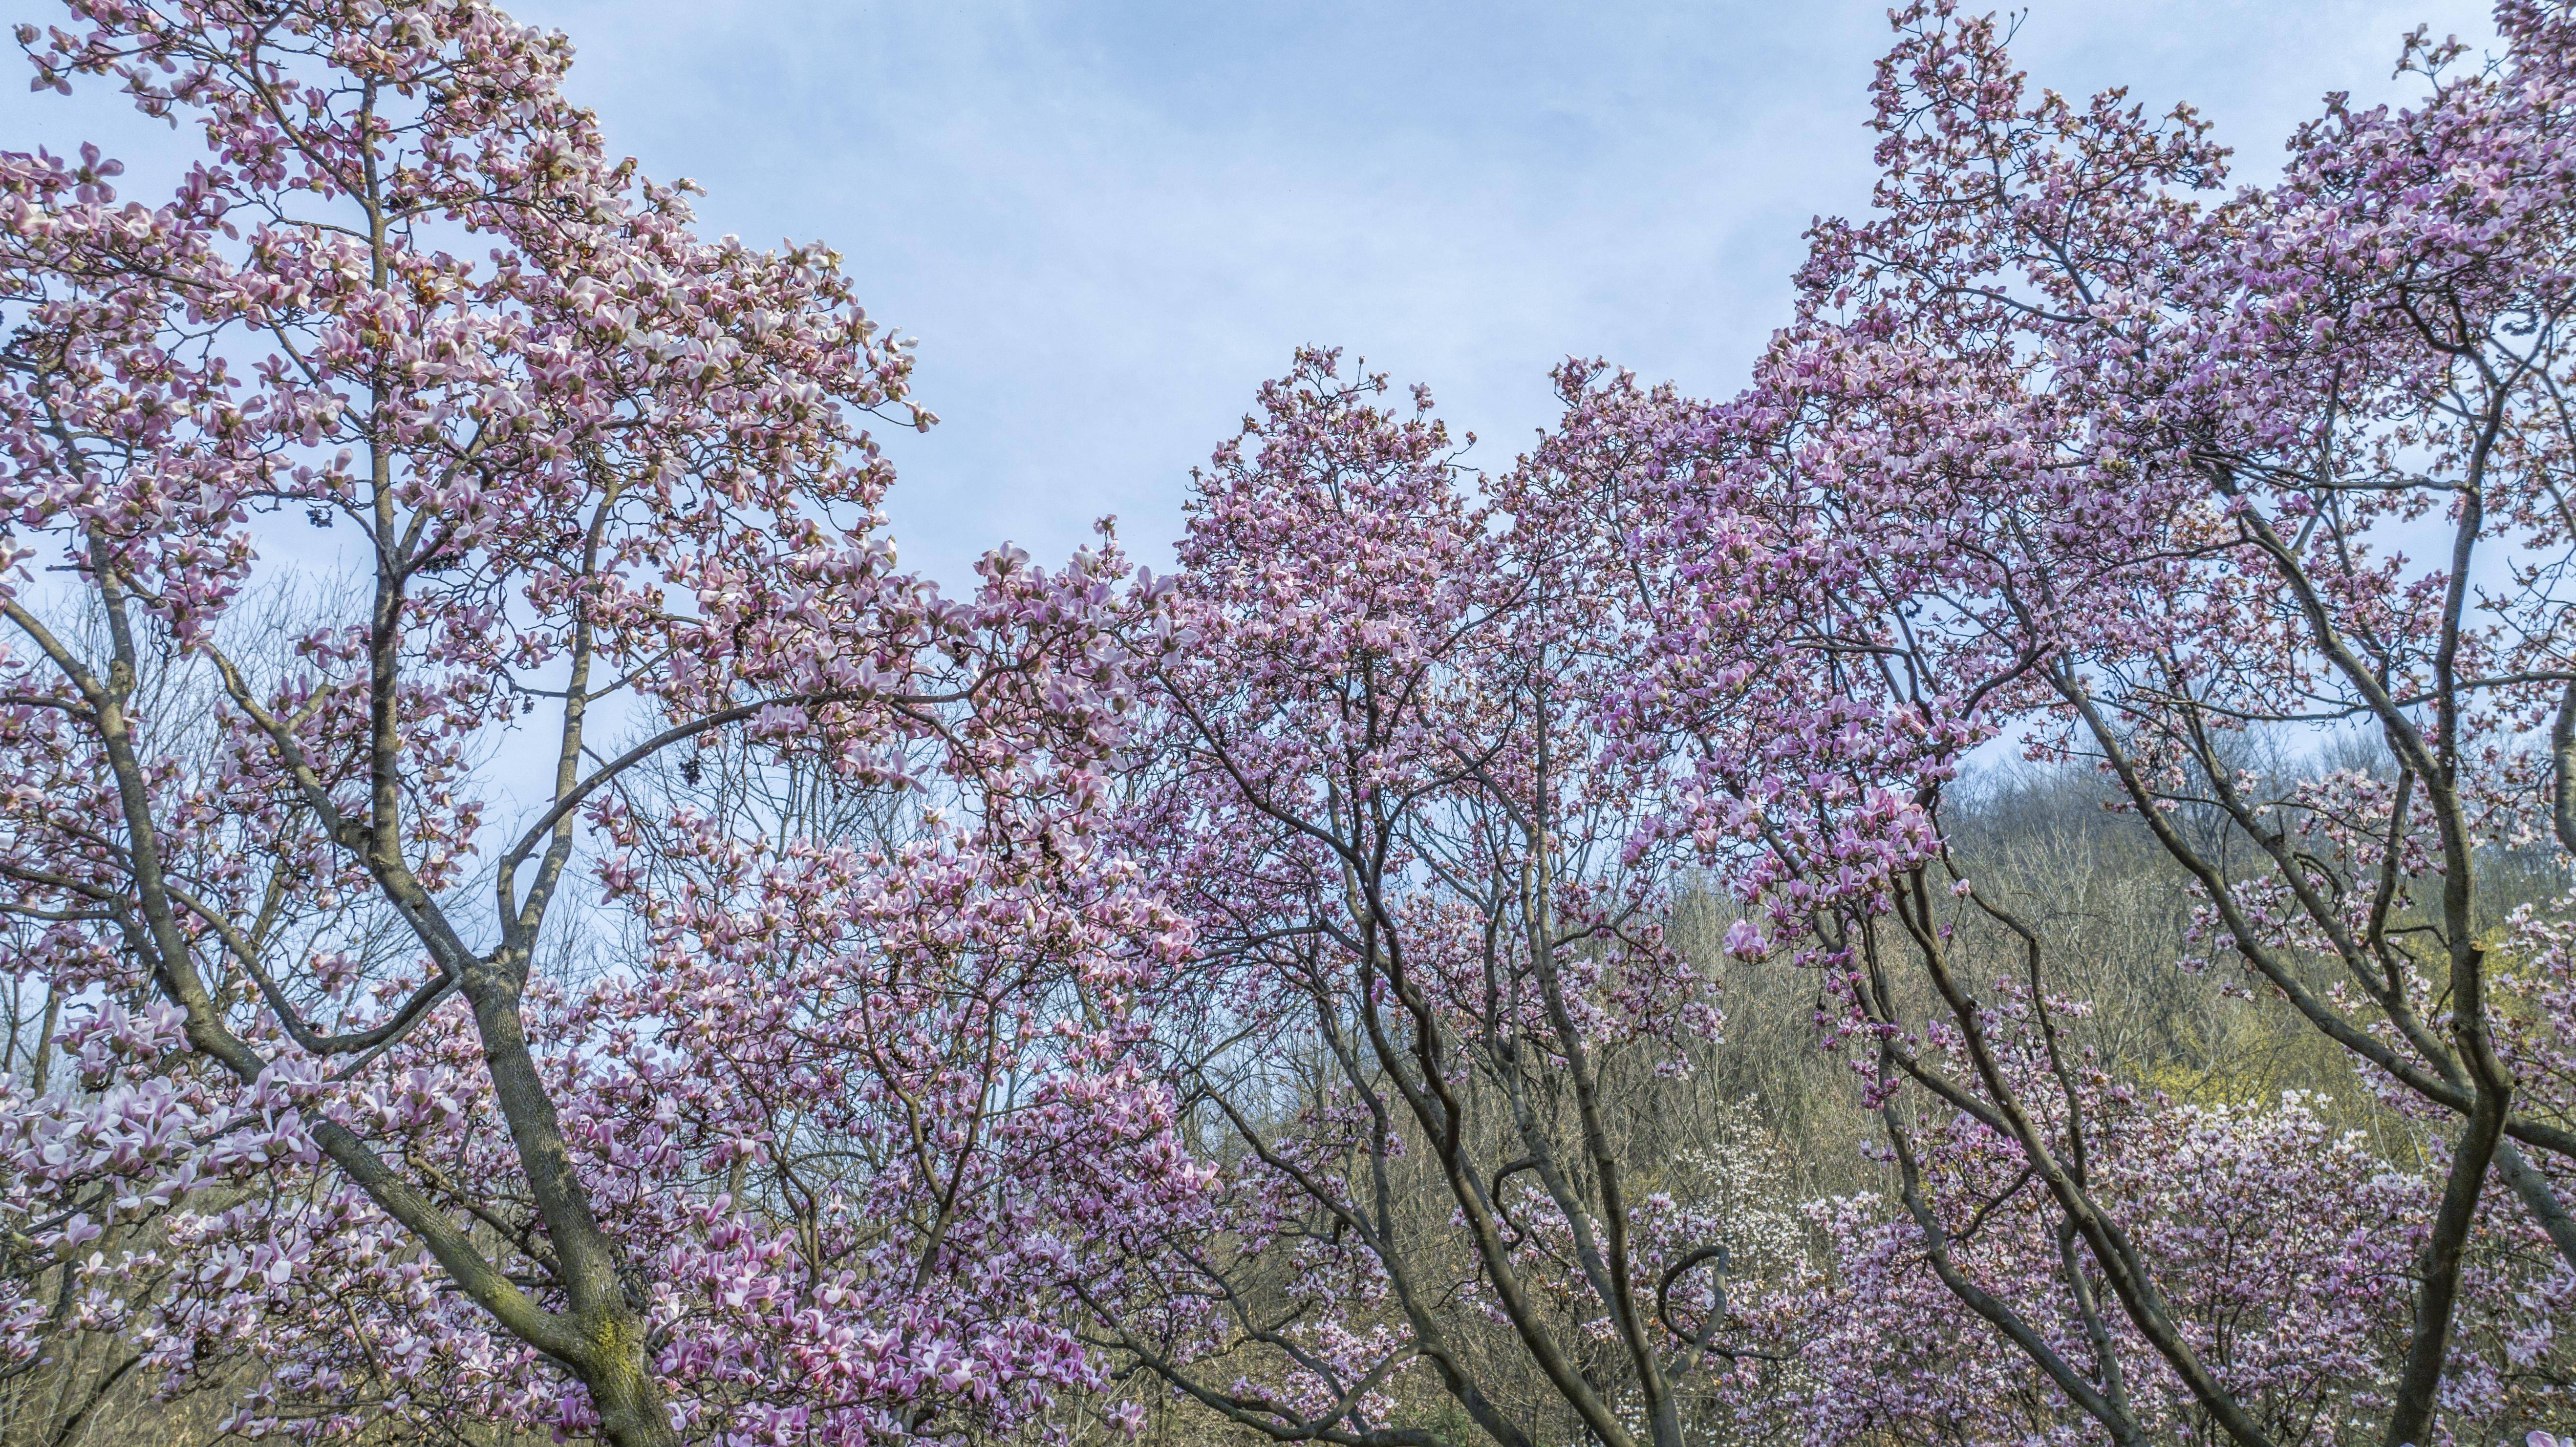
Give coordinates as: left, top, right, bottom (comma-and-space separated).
0, 0, 2503, 583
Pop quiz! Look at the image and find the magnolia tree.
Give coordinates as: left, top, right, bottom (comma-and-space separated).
1515, 2, 2576, 1445
1074, 353, 1805, 1447
1772, 1068, 2552, 1447
0, 2, 1197, 1444
14, 2, 2576, 1447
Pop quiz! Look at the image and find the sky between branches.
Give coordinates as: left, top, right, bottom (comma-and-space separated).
0, 0, 2510, 588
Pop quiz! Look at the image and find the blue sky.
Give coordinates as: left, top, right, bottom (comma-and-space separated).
4, 0, 2504, 588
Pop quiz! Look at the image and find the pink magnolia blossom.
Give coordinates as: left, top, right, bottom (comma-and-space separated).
0, 2, 1195, 1443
